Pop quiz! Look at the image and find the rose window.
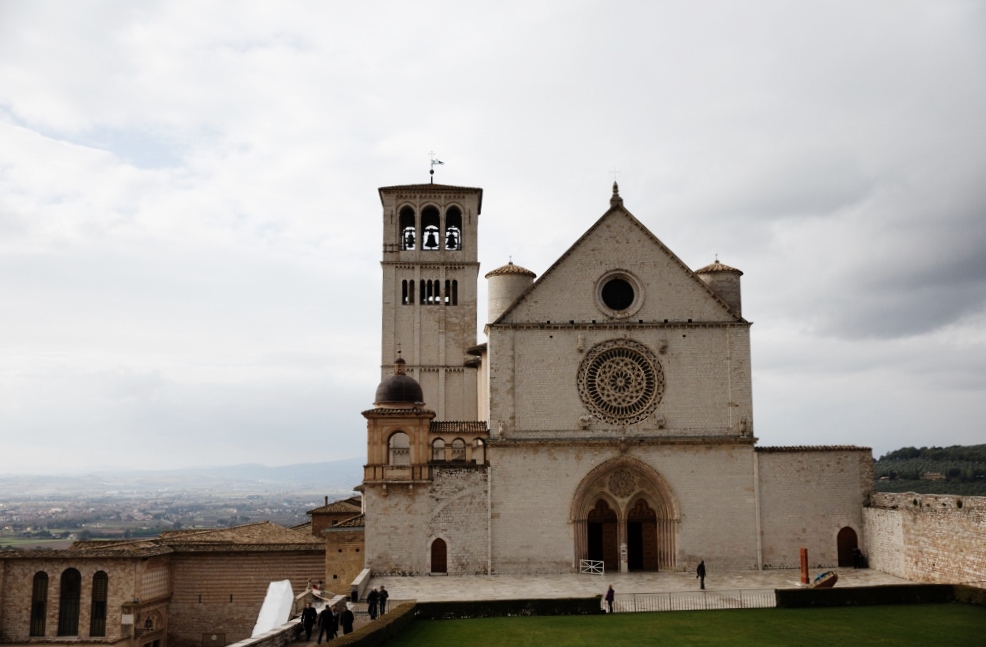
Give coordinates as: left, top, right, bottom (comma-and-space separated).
577, 339, 665, 425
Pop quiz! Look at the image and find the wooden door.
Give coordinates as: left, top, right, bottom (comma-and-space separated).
431, 538, 447, 574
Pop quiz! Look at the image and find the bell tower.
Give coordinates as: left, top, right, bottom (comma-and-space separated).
378, 182, 482, 421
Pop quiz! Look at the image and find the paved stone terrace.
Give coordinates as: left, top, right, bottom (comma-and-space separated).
368, 568, 913, 603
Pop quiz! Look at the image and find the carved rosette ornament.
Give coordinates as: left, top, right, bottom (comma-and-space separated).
577, 339, 665, 425
608, 468, 636, 497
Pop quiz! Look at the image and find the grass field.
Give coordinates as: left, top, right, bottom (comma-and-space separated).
386, 604, 986, 647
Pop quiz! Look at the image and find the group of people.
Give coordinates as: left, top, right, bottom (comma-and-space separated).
299, 602, 355, 642
365, 586, 389, 619
299, 585, 390, 641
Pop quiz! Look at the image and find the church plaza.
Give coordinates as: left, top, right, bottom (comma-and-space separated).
367, 568, 912, 602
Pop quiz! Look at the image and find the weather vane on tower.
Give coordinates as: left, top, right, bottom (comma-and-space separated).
429, 152, 444, 183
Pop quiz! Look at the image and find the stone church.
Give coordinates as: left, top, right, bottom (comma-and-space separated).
362, 181, 873, 576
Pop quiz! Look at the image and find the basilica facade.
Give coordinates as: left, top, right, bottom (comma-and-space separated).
361, 181, 872, 576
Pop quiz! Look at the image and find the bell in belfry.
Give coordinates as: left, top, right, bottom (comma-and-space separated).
424, 230, 439, 249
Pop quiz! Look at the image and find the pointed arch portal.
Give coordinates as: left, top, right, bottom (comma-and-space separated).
572, 457, 679, 572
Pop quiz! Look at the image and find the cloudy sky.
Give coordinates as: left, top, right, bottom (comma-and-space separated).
1, 1, 984, 475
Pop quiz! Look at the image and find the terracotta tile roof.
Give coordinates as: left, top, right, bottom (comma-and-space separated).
755, 445, 871, 453
695, 259, 743, 275
158, 521, 323, 551
2, 542, 172, 559
330, 514, 365, 529
307, 499, 362, 515
430, 421, 489, 435
485, 261, 536, 279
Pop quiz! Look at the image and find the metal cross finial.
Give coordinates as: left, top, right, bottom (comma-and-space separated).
429, 152, 444, 183
610, 167, 621, 182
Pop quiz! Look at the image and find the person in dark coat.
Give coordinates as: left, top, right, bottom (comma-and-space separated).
315, 605, 334, 643
367, 587, 379, 620
300, 603, 317, 641
378, 586, 389, 614
604, 585, 615, 613
340, 605, 355, 635
697, 560, 707, 590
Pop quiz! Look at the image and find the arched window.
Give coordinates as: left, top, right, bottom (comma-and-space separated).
473, 438, 486, 465
421, 206, 440, 250
89, 571, 108, 637
57, 568, 81, 636
431, 438, 446, 462
389, 432, 410, 466
399, 206, 416, 250
30, 572, 48, 636
445, 206, 462, 250
451, 438, 466, 462
402, 279, 415, 306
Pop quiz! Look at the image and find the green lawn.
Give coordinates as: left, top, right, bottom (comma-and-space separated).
387, 604, 986, 647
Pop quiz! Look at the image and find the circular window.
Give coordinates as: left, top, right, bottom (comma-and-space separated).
577, 339, 665, 425
595, 271, 643, 318
602, 278, 634, 311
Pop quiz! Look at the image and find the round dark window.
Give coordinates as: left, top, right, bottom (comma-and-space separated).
601, 278, 635, 311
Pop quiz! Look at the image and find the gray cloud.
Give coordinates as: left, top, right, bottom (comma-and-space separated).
0, 0, 983, 473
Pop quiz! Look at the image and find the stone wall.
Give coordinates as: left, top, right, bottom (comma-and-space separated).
756, 448, 872, 569
167, 551, 322, 647
323, 529, 365, 596
490, 442, 761, 573
0, 554, 151, 645
864, 492, 986, 585
363, 466, 488, 576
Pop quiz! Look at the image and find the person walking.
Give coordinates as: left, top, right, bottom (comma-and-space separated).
604, 584, 615, 613
315, 605, 334, 643
378, 586, 389, 614
697, 560, 706, 590
340, 605, 355, 635
367, 587, 379, 620
300, 603, 317, 641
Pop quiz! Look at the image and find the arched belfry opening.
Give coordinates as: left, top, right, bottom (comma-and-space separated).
445, 205, 462, 250
571, 458, 679, 572
399, 206, 416, 250
421, 206, 441, 250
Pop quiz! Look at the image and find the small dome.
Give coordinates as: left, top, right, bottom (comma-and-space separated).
485, 261, 536, 279
695, 259, 743, 276
374, 357, 424, 405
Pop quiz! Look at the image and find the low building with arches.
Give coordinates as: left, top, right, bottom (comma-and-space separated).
363, 180, 874, 576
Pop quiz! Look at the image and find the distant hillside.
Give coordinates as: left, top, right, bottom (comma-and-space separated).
873, 444, 986, 496
0, 458, 364, 497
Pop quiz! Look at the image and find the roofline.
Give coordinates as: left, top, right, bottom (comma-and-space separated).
378, 183, 483, 214
491, 202, 747, 325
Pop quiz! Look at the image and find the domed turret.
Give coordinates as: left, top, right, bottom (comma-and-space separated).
485, 261, 536, 323
695, 259, 743, 317
374, 357, 424, 406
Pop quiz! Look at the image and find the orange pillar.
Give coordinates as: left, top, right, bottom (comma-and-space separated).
800, 548, 809, 584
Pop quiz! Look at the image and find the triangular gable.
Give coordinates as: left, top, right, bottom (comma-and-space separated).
495, 201, 744, 325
